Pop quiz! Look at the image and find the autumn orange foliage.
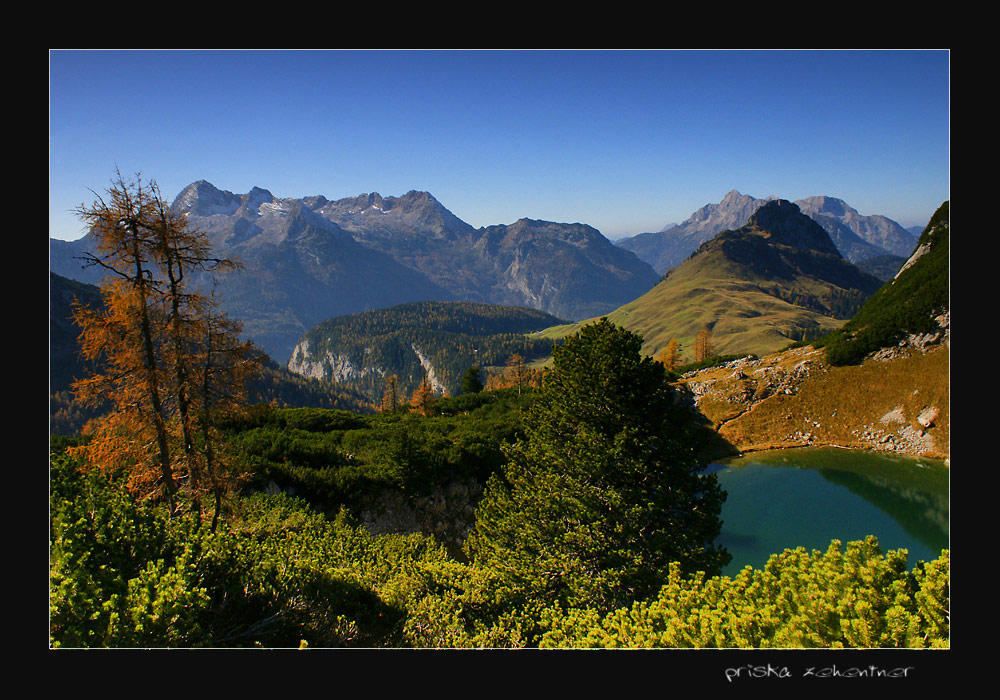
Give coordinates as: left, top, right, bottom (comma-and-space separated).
67, 171, 259, 525
409, 376, 435, 416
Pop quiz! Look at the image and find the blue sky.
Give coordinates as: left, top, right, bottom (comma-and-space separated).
49, 49, 949, 241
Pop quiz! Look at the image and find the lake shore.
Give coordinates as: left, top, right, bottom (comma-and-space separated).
711, 445, 949, 575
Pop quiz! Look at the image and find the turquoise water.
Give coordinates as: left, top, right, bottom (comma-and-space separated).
709, 447, 949, 576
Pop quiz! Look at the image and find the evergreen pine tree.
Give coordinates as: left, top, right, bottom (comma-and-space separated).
460, 366, 484, 394
465, 318, 729, 615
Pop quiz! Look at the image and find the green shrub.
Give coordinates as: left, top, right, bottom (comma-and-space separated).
539, 537, 949, 648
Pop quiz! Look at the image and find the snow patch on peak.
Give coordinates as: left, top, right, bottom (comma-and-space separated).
259, 200, 293, 217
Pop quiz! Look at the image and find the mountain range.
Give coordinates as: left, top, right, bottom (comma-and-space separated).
51, 182, 659, 363
615, 189, 919, 275
542, 199, 886, 361
49, 182, 920, 368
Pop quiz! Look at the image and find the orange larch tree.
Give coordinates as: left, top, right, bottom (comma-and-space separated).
695, 327, 714, 363
71, 171, 178, 505
68, 170, 257, 522
409, 375, 435, 416
505, 353, 529, 395
658, 339, 681, 372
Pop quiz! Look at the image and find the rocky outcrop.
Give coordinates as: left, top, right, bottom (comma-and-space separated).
855, 407, 939, 456
411, 344, 446, 394
870, 311, 950, 362
287, 339, 386, 384
682, 347, 824, 416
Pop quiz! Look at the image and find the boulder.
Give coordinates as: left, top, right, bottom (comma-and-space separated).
917, 406, 940, 429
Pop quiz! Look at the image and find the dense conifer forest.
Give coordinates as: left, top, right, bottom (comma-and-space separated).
291, 301, 563, 399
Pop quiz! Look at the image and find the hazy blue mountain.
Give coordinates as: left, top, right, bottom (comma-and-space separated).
795, 195, 918, 259
616, 190, 919, 275
300, 190, 660, 319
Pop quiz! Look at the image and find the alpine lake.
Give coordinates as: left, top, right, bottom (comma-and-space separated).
707, 447, 949, 577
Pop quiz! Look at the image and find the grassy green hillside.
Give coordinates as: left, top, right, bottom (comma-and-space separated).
539, 201, 882, 363
541, 273, 848, 363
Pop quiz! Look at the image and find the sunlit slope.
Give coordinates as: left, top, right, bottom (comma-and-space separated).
539, 200, 882, 362
539, 262, 847, 362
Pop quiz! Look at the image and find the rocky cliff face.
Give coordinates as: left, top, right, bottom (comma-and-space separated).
287, 339, 389, 385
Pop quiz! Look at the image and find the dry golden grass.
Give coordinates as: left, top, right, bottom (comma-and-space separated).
536, 265, 847, 364
683, 344, 949, 461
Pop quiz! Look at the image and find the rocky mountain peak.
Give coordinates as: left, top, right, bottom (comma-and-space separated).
384, 190, 445, 216
173, 180, 241, 218
721, 189, 758, 206
748, 200, 842, 256
302, 194, 329, 208
246, 186, 274, 206
689, 190, 777, 228
747, 198, 798, 225
400, 189, 438, 204
797, 195, 853, 218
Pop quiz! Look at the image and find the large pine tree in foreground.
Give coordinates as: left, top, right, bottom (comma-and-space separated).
465, 318, 729, 614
